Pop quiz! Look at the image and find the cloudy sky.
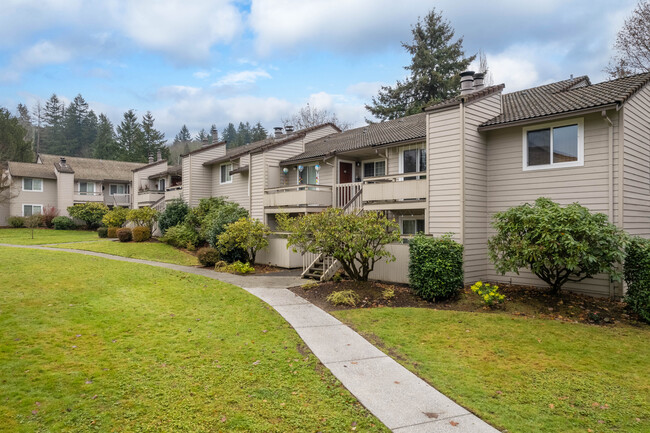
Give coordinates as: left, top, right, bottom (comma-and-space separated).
0, 0, 639, 140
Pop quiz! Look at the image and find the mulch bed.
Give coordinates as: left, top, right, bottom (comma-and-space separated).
288, 280, 644, 327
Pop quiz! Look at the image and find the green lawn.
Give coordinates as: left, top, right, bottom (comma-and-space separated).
0, 247, 387, 432
0, 228, 98, 245
53, 240, 199, 266
334, 308, 649, 433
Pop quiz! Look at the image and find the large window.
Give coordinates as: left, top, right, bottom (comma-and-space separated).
220, 163, 232, 184
22, 178, 43, 192
110, 184, 127, 195
298, 165, 318, 185
23, 204, 42, 216
400, 145, 426, 180
401, 218, 425, 235
523, 119, 583, 170
79, 182, 95, 195
363, 160, 386, 178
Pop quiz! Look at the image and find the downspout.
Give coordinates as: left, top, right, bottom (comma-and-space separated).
602, 109, 615, 297
188, 154, 192, 207
459, 100, 466, 244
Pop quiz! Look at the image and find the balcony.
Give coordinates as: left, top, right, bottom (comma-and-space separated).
110, 194, 131, 207
165, 186, 183, 202
73, 191, 104, 202
362, 173, 427, 209
137, 190, 164, 204
264, 185, 332, 210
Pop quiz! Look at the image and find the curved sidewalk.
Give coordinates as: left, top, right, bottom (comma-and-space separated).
1, 243, 500, 433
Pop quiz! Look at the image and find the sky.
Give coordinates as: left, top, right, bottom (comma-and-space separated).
0, 0, 639, 141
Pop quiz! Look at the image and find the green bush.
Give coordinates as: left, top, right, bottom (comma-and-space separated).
197, 247, 220, 267
132, 226, 151, 242
52, 216, 76, 230
624, 237, 650, 323
158, 199, 189, 235
161, 224, 200, 249
67, 202, 109, 229
127, 207, 159, 231
409, 234, 464, 301
107, 227, 118, 238
8, 216, 25, 228
102, 207, 128, 228
217, 217, 270, 264
326, 290, 360, 307
229, 261, 255, 274
97, 227, 108, 238
202, 202, 248, 248
117, 228, 132, 242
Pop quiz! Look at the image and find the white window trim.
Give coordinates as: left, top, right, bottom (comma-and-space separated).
398, 144, 426, 174
22, 204, 43, 216
78, 181, 96, 195
109, 183, 127, 196
297, 164, 320, 185
362, 159, 386, 179
220, 163, 233, 184
400, 216, 426, 235
522, 118, 584, 171
22, 177, 43, 192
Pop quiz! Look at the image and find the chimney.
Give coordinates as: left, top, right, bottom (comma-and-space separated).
274, 127, 284, 137
285, 125, 294, 134
460, 70, 475, 95
473, 72, 485, 91
156, 149, 162, 161
60, 157, 67, 166
202, 137, 209, 147
211, 126, 219, 145
148, 154, 154, 164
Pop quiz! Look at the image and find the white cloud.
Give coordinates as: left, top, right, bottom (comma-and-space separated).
346, 81, 384, 99
193, 71, 210, 79
212, 69, 271, 87
0, 40, 72, 82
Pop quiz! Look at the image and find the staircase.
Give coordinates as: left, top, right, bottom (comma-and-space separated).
151, 195, 166, 213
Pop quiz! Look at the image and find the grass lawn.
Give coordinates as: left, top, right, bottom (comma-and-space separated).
53, 240, 199, 266
0, 247, 388, 432
334, 308, 649, 433
0, 228, 98, 245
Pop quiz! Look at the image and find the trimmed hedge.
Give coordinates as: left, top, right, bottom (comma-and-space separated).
117, 228, 132, 242
624, 236, 650, 323
107, 227, 118, 238
409, 234, 464, 301
97, 227, 108, 238
197, 247, 220, 267
132, 226, 151, 242
8, 216, 25, 228
52, 216, 76, 230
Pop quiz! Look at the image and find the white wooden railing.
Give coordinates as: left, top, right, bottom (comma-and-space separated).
335, 182, 362, 208
112, 194, 131, 207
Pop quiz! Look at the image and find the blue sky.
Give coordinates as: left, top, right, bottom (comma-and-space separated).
0, 0, 639, 140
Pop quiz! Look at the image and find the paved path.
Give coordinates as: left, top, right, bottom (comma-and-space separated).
1, 243, 500, 433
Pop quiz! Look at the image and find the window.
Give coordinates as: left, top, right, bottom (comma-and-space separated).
110, 184, 126, 195
158, 179, 166, 191
220, 163, 232, 184
298, 165, 318, 185
401, 218, 425, 235
79, 182, 95, 195
523, 119, 583, 170
399, 145, 426, 180
363, 160, 386, 178
23, 204, 42, 216
22, 178, 43, 192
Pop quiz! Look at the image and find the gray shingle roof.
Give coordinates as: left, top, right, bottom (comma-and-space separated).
281, 113, 427, 164
37, 154, 145, 181
8, 161, 57, 179
480, 73, 650, 128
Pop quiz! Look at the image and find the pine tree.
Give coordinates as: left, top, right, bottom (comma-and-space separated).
16, 103, 34, 146
116, 109, 144, 161
80, 110, 98, 157
251, 122, 268, 142
222, 123, 238, 148
366, 8, 474, 120
174, 125, 191, 144
63, 94, 90, 156
195, 128, 209, 142
43, 94, 66, 154
141, 111, 168, 161
236, 122, 252, 147
0, 107, 33, 163
92, 114, 120, 160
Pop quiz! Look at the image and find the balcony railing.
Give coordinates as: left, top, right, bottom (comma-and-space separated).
112, 193, 131, 206
362, 172, 427, 202
165, 186, 183, 201
264, 185, 332, 208
73, 191, 104, 202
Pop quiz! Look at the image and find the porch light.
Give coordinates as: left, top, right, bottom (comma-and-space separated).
314, 164, 320, 172
298, 165, 304, 172
282, 167, 289, 175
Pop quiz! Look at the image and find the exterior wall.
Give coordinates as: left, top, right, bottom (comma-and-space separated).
255, 235, 302, 268
182, 145, 225, 207
0, 172, 10, 225
367, 243, 410, 284
212, 157, 250, 212
250, 152, 265, 221
485, 111, 619, 297
55, 171, 74, 216
303, 125, 339, 143
621, 85, 650, 238
10, 177, 58, 217
133, 162, 167, 208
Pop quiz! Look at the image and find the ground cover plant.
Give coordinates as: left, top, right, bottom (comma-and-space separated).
0, 228, 98, 245
0, 247, 387, 432
334, 308, 649, 433
52, 240, 199, 266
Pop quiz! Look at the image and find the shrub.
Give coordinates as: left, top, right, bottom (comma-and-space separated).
201, 201, 249, 247
229, 261, 255, 275
158, 199, 189, 235
107, 227, 118, 238
102, 207, 128, 228
67, 202, 109, 229
52, 216, 76, 230
217, 217, 271, 264
197, 247, 220, 267
8, 216, 24, 228
470, 281, 505, 307
624, 237, 650, 323
127, 207, 159, 231
117, 228, 132, 242
488, 197, 627, 294
214, 260, 228, 272
326, 290, 360, 307
97, 227, 108, 238
161, 224, 200, 249
409, 233, 464, 301
382, 287, 395, 300
41, 206, 59, 228
132, 226, 151, 242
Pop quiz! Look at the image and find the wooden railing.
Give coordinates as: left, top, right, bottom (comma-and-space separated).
264, 184, 333, 208
112, 194, 131, 207
335, 182, 362, 208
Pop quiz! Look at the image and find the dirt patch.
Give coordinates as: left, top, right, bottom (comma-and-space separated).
288, 280, 643, 327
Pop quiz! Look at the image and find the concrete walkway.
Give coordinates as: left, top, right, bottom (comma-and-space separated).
1, 243, 500, 433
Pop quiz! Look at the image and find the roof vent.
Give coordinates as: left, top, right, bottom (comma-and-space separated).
274, 127, 284, 137
148, 154, 154, 164
285, 125, 294, 134
460, 70, 475, 95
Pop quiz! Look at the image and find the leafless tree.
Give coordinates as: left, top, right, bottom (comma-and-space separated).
606, 1, 650, 78
282, 103, 351, 132
477, 49, 494, 86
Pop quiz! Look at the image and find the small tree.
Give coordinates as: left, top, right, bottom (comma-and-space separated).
488, 197, 627, 294
158, 199, 189, 234
102, 206, 129, 228
279, 209, 400, 282
126, 207, 159, 231
67, 202, 109, 229
217, 217, 271, 264
25, 214, 42, 239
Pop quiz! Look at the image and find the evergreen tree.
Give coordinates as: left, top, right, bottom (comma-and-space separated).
80, 110, 98, 156
43, 94, 66, 154
63, 94, 90, 156
16, 103, 34, 146
366, 8, 475, 120
222, 123, 238, 148
31, 101, 44, 154
236, 121, 252, 147
141, 111, 168, 162
92, 114, 120, 160
174, 125, 191, 144
0, 107, 33, 163
116, 109, 144, 161
195, 128, 209, 142
251, 122, 268, 142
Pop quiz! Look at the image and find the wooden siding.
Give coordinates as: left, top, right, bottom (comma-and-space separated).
55, 171, 75, 215
133, 163, 167, 208
10, 177, 58, 217
182, 145, 225, 207
622, 84, 650, 237
303, 125, 339, 143
485, 111, 619, 297
250, 152, 265, 221
212, 158, 250, 212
